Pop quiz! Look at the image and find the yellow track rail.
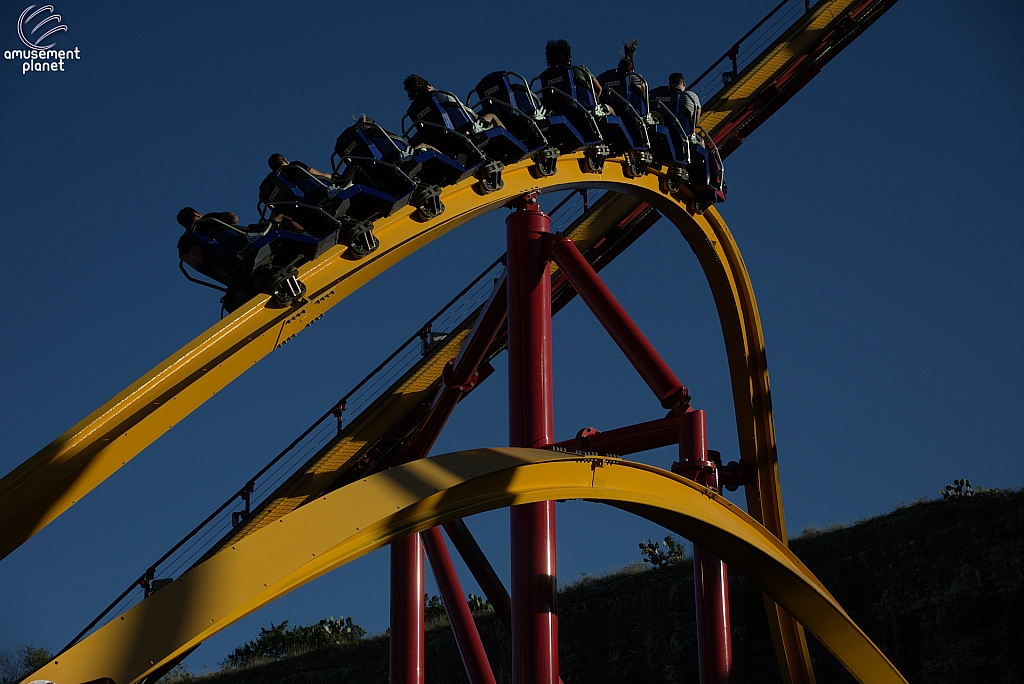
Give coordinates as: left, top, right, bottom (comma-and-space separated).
0, 156, 636, 559
699, 0, 867, 135
0, 157, 699, 559
205, 191, 643, 554
25, 449, 907, 684
2, 154, 822, 680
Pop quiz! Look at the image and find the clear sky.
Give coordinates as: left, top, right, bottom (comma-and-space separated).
1, 0, 1021, 672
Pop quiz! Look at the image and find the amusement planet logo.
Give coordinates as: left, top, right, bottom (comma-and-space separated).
4, 4, 80, 74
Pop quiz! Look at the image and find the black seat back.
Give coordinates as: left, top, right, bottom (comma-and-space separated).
334, 120, 409, 167
598, 68, 649, 117
258, 166, 330, 207
649, 85, 696, 135
471, 71, 542, 117
537, 65, 598, 109
405, 91, 477, 135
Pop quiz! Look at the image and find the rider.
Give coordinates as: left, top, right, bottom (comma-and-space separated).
268, 153, 332, 180
650, 73, 701, 132
613, 39, 646, 99
176, 207, 239, 230
403, 74, 503, 132
175, 207, 259, 279
269, 151, 386, 195
540, 39, 603, 106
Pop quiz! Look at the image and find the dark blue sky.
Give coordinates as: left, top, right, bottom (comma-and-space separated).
1, 0, 1021, 671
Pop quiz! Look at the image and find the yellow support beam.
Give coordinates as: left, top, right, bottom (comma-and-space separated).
0, 154, 817, 680
693, 208, 815, 683
27, 449, 906, 684
209, 192, 645, 555
0, 155, 670, 561
0, 0, 867, 565
699, 0, 864, 135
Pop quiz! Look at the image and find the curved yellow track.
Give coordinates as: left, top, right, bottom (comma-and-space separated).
26, 449, 905, 684
3, 6, 897, 678
1, 152, 822, 681
0, 155, 740, 558
0, 0, 880, 559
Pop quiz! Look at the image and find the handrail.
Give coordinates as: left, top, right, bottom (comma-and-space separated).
58, 0, 831, 645
59, 189, 596, 653
689, 0, 801, 91
178, 261, 227, 293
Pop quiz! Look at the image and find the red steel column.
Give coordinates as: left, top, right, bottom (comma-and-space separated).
390, 534, 424, 684
422, 527, 497, 684
693, 540, 732, 684
387, 274, 508, 684
677, 410, 733, 684
507, 193, 558, 684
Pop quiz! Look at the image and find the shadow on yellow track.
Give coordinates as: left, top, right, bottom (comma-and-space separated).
0, 154, 712, 560
2, 151, 888, 684
29, 449, 906, 684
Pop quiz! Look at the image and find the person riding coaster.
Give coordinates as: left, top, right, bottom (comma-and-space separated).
465, 71, 559, 177
595, 39, 654, 177
648, 73, 726, 207
531, 39, 611, 173
401, 74, 504, 194
175, 207, 317, 312
332, 116, 445, 221
258, 154, 381, 259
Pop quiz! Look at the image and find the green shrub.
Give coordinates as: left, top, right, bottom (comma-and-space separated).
940, 479, 979, 499
222, 616, 366, 669
423, 592, 497, 627
467, 593, 493, 615
425, 594, 447, 628
639, 534, 690, 567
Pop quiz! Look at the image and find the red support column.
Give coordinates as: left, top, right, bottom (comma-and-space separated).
390, 534, 424, 684
387, 274, 507, 684
694, 540, 732, 684
507, 193, 558, 684
675, 410, 733, 684
423, 527, 497, 684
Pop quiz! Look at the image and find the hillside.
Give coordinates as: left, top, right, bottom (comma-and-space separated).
173, 489, 1024, 683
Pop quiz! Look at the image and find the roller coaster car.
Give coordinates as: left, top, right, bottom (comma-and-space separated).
647, 94, 692, 193
646, 86, 726, 207
177, 217, 317, 312
596, 68, 654, 177
532, 66, 609, 172
467, 72, 558, 177
333, 119, 445, 221
258, 165, 379, 258
403, 92, 503, 194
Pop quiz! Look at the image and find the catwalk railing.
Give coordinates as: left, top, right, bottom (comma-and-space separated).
688, 0, 813, 106
59, 189, 601, 655
57, 0, 879, 653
